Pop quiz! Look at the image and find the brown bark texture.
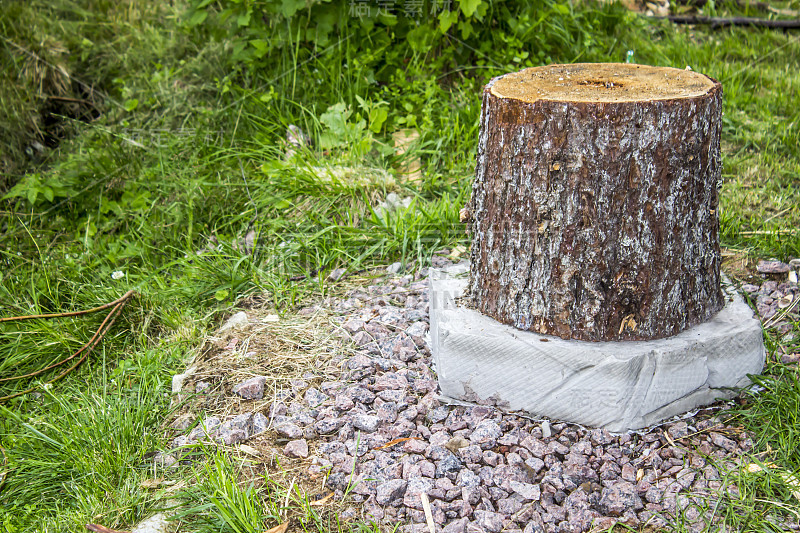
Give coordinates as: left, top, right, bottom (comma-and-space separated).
467, 64, 725, 341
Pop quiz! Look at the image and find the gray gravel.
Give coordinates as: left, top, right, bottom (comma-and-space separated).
169, 255, 799, 532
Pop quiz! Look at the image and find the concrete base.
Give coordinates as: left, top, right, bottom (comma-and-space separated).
429, 263, 765, 432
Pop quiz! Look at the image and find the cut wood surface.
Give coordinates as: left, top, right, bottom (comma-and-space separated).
468, 63, 725, 341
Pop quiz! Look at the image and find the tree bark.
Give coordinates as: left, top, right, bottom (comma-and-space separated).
467, 63, 725, 341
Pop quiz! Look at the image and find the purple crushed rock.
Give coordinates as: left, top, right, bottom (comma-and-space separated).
376, 479, 408, 505
757, 259, 790, 275
232, 376, 267, 399
284, 439, 309, 458
172, 258, 784, 532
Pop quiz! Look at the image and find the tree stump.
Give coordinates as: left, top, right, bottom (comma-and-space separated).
467, 63, 724, 341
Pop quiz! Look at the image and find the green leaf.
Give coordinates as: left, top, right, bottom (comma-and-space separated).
215, 289, 230, 301
26, 187, 38, 205
552, 3, 570, 15
187, 9, 208, 26
368, 107, 388, 133
458, 19, 473, 39
407, 24, 435, 52
2, 182, 28, 200
124, 99, 138, 112
42, 186, 54, 203
249, 39, 269, 58
319, 102, 350, 137
237, 10, 251, 27
458, 0, 482, 17
280, 0, 305, 18
438, 10, 459, 32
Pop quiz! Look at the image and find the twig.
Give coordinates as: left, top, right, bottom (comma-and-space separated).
0, 290, 135, 323
0, 293, 134, 383
664, 15, 800, 29
0, 294, 133, 402
420, 492, 436, 533
763, 206, 793, 223
763, 295, 800, 329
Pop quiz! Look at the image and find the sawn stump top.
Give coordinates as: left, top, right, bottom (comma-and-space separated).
489, 63, 718, 104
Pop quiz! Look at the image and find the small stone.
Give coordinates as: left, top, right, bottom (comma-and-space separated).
442, 517, 469, 533
131, 513, 169, 533
758, 260, 790, 275
353, 413, 381, 432
387, 262, 403, 274
419, 461, 436, 478
230, 413, 254, 433
520, 436, 547, 457
509, 480, 541, 501
373, 372, 409, 391
304, 387, 329, 407
473, 510, 505, 533
470, 420, 502, 449
275, 422, 303, 439
351, 331, 372, 347
347, 386, 377, 404
376, 479, 408, 505
335, 394, 355, 411
458, 445, 483, 464
427, 406, 449, 424
232, 376, 267, 400
377, 402, 399, 424
541, 420, 552, 438
404, 477, 435, 509
215, 425, 248, 445
482, 450, 503, 466
153, 452, 178, 468
328, 268, 346, 281
315, 417, 345, 434
189, 416, 221, 439
285, 439, 309, 458
710, 432, 737, 452
667, 421, 689, 439
524, 457, 545, 474
436, 453, 463, 478
406, 321, 429, 338
195, 381, 211, 394
171, 413, 194, 431
253, 412, 269, 433
342, 319, 365, 335
621, 464, 637, 483
598, 481, 642, 516
496, 496, 523, 515
457, 469, 481, 489
402, 438, 427, 454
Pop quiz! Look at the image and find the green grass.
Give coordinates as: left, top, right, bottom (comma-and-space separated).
1, 0, 800, 531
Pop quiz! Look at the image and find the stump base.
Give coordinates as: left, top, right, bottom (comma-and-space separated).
430, 264, 765, 432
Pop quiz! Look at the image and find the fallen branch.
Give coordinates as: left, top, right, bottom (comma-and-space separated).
665, 15, 800, 29
0, 292, 135, 402
0, 290, 135, 323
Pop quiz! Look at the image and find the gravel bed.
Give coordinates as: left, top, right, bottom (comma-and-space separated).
168, 256, 800, 532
